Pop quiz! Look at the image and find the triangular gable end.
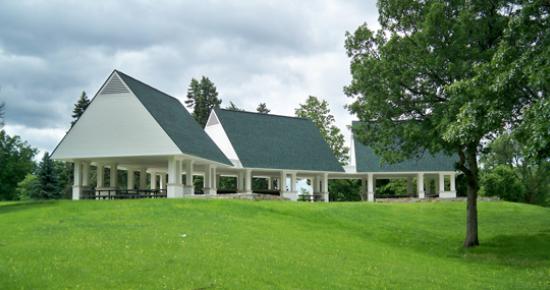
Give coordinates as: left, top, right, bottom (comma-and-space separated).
204, 110, 242, 167
51, 71, 182, 160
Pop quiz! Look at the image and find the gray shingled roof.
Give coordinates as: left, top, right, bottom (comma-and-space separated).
117, 71, 231, 166
214, 109, 344, 172
352, 122, 457, 172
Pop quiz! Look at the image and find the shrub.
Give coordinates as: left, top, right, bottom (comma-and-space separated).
480, 165, 525, 202
16, 174, 40, 200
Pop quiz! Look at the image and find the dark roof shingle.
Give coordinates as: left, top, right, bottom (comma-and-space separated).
352, 122, 457, 172
117, 71, 231, 166
214, 109, 344, 172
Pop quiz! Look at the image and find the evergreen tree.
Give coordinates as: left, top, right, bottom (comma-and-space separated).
37, 152, 61, 199
256, 103, 270, 114
71, 91, 90, 127
345, 0, 548, 247
295, 96, 349, 164
225, 101, 244, 111
185, 77, 222, 127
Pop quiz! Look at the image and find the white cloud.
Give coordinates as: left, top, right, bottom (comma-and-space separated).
0, 0, 379, 153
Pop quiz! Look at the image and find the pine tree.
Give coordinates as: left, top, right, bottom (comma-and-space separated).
71, 91, 90, 127
256, 103, 270, 114
225, 101, 244, 111
185, 77, 222, 127
295, 96, 349, 164
37, 152, 61, 199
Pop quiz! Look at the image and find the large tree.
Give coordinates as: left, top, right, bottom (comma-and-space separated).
295, 96, 349, 164
185, 77, 222, 127
0, 130, 37, 200
71, 91, 90, 127
345, 1, 548, 247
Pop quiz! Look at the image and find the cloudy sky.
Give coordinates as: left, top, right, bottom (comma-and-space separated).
0, 0, 379, 156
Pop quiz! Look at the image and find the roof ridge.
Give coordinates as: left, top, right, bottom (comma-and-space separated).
115, 70, 181, 103
217, 108, 309, 121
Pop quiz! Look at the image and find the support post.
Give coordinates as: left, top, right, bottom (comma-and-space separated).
321, 172, 329, 202
167, 158, 183, 198
243, 169, 252, 194
127, 168, 135, 190
159, 174, 165, 190
279, 171, 287, 194
72, 161, 82, 200
150, 172, 157, 190
281, 172, 297, 201
290, 172, 297, 193
183, 160, 194, 195
267, 177, 272, 190
139, 169, 147, 190
109, 163, 118, 189
212, 166, 218, 193
237, 171, 244, 192
96, 163, 104, 188
417, 173, 425, 199
82, 162, 90, 187
367, 173, 374, 202
203, 165, 216, 195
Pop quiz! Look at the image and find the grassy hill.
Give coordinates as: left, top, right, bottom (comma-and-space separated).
0, 199, 549, 289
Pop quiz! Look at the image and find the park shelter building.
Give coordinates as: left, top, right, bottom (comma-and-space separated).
51, 70, 458, 202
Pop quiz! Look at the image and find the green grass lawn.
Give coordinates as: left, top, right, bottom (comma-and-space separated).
1, 199, 549, 289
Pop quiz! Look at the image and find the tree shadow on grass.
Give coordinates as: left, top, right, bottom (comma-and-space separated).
0, 201, 59, 215
462, 231, 550, 268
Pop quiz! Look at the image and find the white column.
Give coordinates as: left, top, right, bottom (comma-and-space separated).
167, 158, 183, 198
159, 174, 165, 190
109, 163, 118, 189
139, 169, 147, 190
127, 168, 135, 190
184, 160, 194, 195
367, 173, 375, 202
72, 161, 82, 200
279, 171, 287, 193
313, 175, 320, 194
82, 162, 90, 187
439, 173, 456, 198
237, 171, 244, 192
321, 172, 329, 202
211, 166, 218, 192
417, 173, 425, 199
244, 169, 252, 194
290, 172, 297, 193
96, 163, 104, 188
150, 172, 157, 190
267, 177, 272, 190
407, 176, 414, 195
203, 165, 216, 195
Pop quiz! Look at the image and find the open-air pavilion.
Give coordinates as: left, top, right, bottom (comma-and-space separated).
51, 70, 458, 202
342, 126, 458, 201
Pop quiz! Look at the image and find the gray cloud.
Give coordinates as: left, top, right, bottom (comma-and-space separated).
0, 0, 379, 154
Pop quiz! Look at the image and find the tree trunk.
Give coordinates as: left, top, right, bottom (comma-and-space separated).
464, 147, 480, 247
